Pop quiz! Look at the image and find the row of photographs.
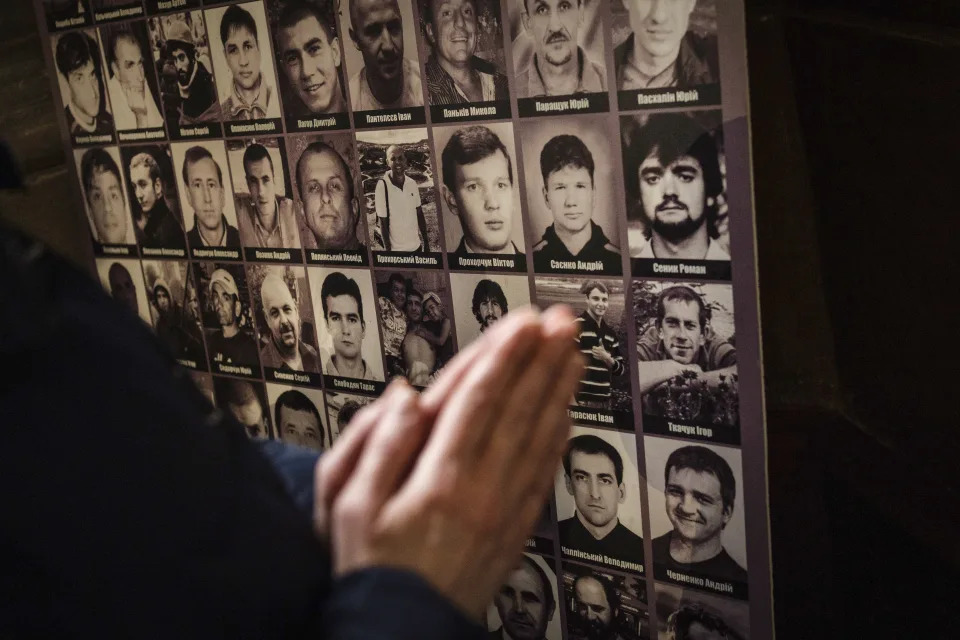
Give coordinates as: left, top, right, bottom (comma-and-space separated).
183, 356, 751, 635
46, 0, 721, 136
75, 111, 733, 280
99, 256, 740, 441
488, 552, 750, 639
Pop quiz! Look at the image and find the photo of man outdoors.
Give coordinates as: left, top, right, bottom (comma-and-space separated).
574, 281, 625, 410
376, 145, 428, 253
162, 16, 221, 125
202, 266, 259, 370
274, 1, 347, 117
420, 0, 508, 105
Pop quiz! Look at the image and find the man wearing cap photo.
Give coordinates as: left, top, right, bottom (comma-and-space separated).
165, 19, 221, 124
206, 268, 259, 369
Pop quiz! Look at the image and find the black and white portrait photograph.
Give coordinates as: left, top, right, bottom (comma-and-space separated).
213, 376, 273, 440
554, 426, 645, 574
120, 144, 187, 254
267, 0, 350, 131
644, 436, 748, 599
142, 259, 207, 369
621, 111, 729, 279
534, 277, 631, 418
634, 281, 738, 437
247, 264, 322, 383
98, 21, 164, 138
43, 0, 92, 31
448, 273, 530, 349
561, 564, 650, 640
95, 257, 151, 326
434, 122, 527, 271
74, 146, 137, 252
521, 117, 623, 275
288, 132, 368, 261
266, 383, 328, 451
194, 262, 261, 377
308, 267, 385, 384
146, 12, 223, 137
171, 140, 242, 258
375, 270, 455, 387
357, 128, 443, 266
205, 2, 283, 133
325, 390, 373, 442
417, 0, 510, 121
336, 0, 425, 118
53, 30, 114, 145
226, 137, 302, 256
486, 553, 562, 640
90, 0, 145, 24
654, 583, 749, 640
611, 0, 720, 109
508, 0, 608, 115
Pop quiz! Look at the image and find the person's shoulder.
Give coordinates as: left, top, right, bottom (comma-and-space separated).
614, 520, 644, 544
226, 223, 241, 247
613, 33, 633, 68
557, 515, 577, 535
650, 531, 672, 557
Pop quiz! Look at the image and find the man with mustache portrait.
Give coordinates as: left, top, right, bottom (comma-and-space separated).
489, 555, 557, 640
558, 435, 644, 567
636, 285, 736, 398
516, 0, 606, 98
346, 0, 423, 111
652, 445, 746, 584
236, 143, 300, 250
165, 20, 221, 125
569, 573, 627, 640
472, 279, 507, 332
624, 113, 728, 261
258, 273, 321, 373
295, 140, 366, 252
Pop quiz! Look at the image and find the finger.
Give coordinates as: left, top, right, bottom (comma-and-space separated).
313, 384, 398, 538
336, 382, 430, 516
479, 334, 583, 498
500, 351, 584, 516
419, 307, 539, 415
414, 311, 545, 466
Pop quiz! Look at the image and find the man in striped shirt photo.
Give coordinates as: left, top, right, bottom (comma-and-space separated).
574, 280, 625, 410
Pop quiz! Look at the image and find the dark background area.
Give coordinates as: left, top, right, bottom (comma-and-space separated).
3, 0, 959, 637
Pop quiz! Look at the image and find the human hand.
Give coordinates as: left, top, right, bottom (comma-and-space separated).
591, 345, 614, 366
121, 80, 147, 115
317, 306, 584, 619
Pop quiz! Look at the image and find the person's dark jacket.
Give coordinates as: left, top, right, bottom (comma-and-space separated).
139, 197, 186, 249
0, 224, 483, 639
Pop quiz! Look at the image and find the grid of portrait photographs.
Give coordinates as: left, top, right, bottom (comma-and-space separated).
41, 0, 763, 637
